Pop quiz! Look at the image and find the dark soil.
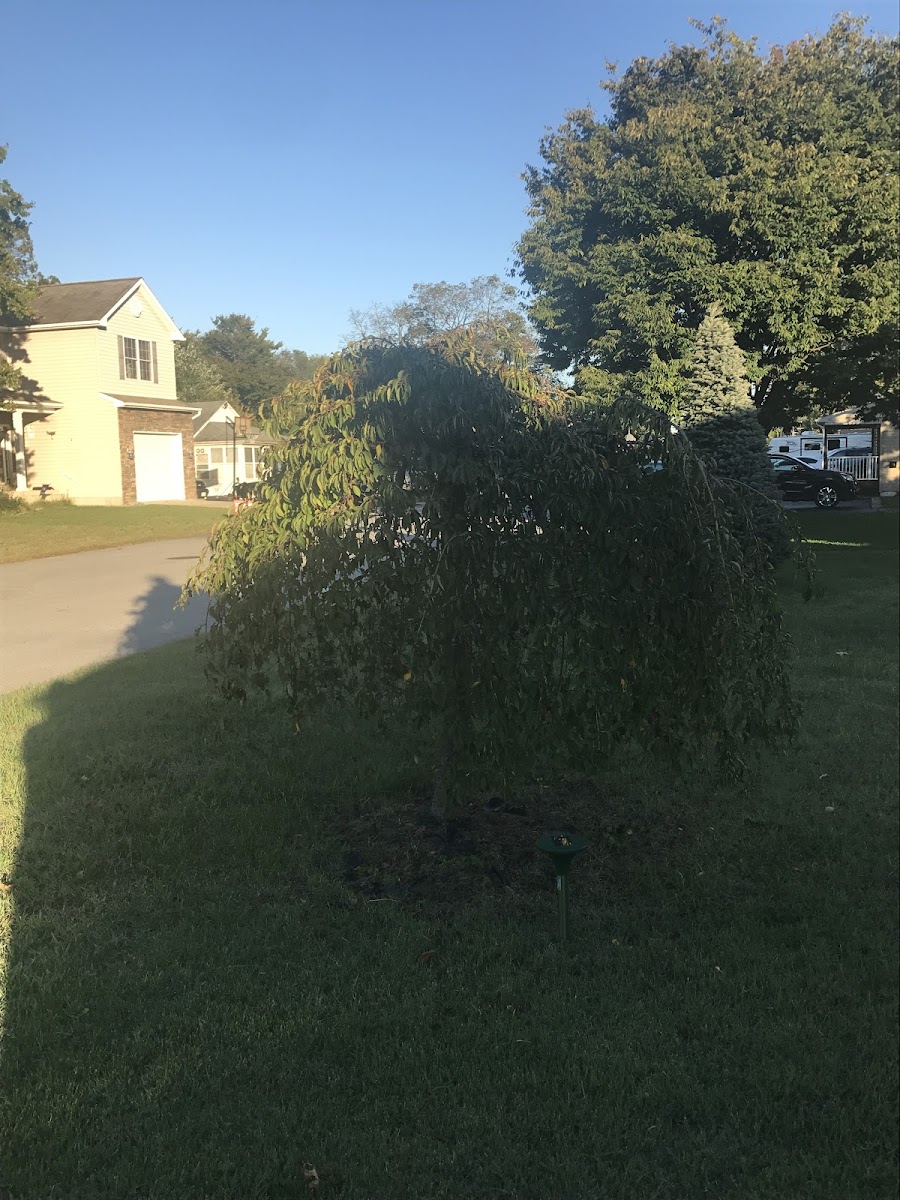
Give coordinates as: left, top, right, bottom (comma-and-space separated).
339, 774, 691, 909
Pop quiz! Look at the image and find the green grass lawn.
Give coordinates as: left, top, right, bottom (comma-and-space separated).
0, 513, 896, 1199
0, 502, 227, 563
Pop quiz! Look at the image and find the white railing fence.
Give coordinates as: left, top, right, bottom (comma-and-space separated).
829, 455, 879, 480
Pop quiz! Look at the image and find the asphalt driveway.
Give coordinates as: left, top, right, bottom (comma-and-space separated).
0, 537, 209, 694
782, 499, 882, 512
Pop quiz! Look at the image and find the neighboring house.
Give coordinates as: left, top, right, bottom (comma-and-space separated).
816, 411, 899, 498
193, 400, 275, 497
0, 278, 199, 504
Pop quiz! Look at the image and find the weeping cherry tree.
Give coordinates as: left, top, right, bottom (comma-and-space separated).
187, 335, 798, 820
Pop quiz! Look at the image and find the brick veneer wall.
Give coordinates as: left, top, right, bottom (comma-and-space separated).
118, 409, 196, 505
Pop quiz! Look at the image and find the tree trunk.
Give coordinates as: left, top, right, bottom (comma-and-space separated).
431, 723, 457, 823
430, 626, 471, 824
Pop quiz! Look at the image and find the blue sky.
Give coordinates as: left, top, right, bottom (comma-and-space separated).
5, 1, 898, 353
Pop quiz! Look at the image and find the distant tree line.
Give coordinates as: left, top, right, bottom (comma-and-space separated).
177, 275, 536, 420
176, 315, 328, 419
350, 275, 536, 364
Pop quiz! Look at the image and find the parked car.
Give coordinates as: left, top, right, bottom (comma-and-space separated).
768, 454, 858, 508
827, 446, 873, 458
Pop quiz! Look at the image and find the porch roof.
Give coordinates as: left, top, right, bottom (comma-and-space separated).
816, 411, 882, 428
101, 393, 201, 416
4, 396, 64, 415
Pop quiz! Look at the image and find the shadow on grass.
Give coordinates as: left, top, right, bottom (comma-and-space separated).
0, 598, 430, 1198
1, 523, 897, 1199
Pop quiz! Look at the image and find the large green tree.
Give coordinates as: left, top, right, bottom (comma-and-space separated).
517, 17, 900, 428
199, 314, 288, 417
0, 145, 39, 393
187, 336, 798, 821
198, 315, 328, 417
350, 275, 536, 363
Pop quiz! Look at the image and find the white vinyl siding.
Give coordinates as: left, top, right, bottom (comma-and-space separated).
0, 326, 125, 503
195, 438, 265, 496
195, 446, 215, 487
104, 285, 177, 398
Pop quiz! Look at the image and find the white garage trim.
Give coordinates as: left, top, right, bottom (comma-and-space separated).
133, 431, 185, 503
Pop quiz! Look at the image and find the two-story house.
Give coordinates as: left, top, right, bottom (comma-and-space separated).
0, 278, 199, 504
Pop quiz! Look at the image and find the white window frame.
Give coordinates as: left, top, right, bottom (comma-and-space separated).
118, 335, 159, 383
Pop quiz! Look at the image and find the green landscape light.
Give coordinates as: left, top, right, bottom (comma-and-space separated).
537, 831, 588, 944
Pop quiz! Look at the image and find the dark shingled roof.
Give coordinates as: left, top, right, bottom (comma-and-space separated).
192, 401, 228, 434
25, 278, 141, 326
192, 401, 274, 443
194, 421, 275, 446
104, 393, 197, 412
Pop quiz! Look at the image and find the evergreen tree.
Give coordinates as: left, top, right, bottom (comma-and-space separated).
681, 307, 787, 560
200, 314, 286, 418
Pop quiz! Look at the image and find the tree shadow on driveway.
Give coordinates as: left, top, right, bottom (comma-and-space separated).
116, 573, 207, 657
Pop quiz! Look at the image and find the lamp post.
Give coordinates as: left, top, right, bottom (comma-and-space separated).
230, 418, 237, 495
537, 832, 588, 943
226, 413, 252, 497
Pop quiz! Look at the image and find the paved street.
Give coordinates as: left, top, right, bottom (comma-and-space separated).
0, 537, 210, 694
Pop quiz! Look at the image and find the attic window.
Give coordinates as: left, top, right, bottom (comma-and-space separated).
118, 335, 158, 383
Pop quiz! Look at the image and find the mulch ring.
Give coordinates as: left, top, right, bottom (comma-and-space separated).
339, 774, 691, 908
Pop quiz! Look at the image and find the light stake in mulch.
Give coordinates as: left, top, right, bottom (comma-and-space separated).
537, 832, 587, 943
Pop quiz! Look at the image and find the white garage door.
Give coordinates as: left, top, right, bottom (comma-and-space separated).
133, 432, 185, 502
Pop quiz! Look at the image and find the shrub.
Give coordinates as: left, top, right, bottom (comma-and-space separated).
0, 486, 26, 514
